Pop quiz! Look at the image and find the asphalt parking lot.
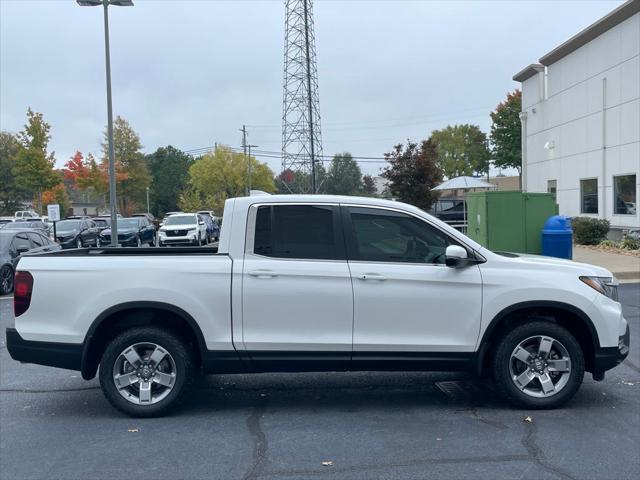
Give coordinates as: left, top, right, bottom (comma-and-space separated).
1, 284, 638, 480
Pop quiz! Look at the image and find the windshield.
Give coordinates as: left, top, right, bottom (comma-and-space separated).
165, 215, 196, 226
116, 219, 141, 229
56, 220, 81, 232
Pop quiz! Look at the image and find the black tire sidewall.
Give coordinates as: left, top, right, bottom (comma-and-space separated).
99, 327, 193, 417
0, 265, 13, 295
492, 321, 585, 409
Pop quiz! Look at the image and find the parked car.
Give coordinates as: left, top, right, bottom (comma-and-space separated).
158, 213, 207, 246
93, 217, 111, 232
0, 217, 15, 228
201, 214, 220, 242
14, 210, 39, 220
54, 218, 101, 249
100, 217, 156, 247
0, 228, 59, 294
428, 198, 465, 224
5, 219, 49, 234
6, 194, 630, 417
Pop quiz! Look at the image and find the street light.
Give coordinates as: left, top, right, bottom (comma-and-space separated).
77, 0, 133, 246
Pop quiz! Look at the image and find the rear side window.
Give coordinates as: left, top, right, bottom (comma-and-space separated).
253, 205, 340, 260
27, 232, 44, 247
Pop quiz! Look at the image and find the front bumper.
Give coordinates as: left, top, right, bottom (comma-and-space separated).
57, 237, 77, 249
159, 233, 198, 245
5, 327, 82, 371
592, 324, 630, 375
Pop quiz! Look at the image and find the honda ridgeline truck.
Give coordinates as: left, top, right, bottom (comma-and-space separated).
6, 194, 630, 416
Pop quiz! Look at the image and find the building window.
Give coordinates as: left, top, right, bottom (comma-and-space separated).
547, 180, 557, 197
613, 175, 637, 215
580, 178, 598, 214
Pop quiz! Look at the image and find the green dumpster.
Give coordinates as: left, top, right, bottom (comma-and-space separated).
466, 191, 558, 254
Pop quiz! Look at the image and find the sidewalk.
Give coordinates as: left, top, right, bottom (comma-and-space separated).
573, 246, 640, 283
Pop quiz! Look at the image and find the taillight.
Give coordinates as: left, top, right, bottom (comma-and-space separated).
14, 271, 33, 317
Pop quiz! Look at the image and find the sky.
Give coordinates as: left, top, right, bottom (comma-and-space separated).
0, 0, 626, 176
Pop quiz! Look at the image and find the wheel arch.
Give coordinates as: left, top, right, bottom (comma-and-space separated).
81, 301, 207, 380
476, 301, 600, 375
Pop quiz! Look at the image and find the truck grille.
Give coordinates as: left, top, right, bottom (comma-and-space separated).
165, 229, 188, 237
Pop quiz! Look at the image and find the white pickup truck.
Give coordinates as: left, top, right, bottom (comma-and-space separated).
6, 194, 630, 416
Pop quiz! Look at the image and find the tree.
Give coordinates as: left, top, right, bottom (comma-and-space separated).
145, 146, 192, 216
42, 182, 71, 218
183, 145, 275, 213
362, 174, 377, 197
429, 124, 490, 178
12, 108, 59, 214
381, 139, 443, 211
101, 116, 149, 215
324, 153, 363, 195
490, 90, 522, 187
0, 131, 24, 215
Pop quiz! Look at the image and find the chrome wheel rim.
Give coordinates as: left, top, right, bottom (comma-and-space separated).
76, 239, 82, 248
509, 335, 572, 398
112, 342, 177, 405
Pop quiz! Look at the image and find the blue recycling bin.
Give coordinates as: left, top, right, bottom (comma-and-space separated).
542, 216, 573, 259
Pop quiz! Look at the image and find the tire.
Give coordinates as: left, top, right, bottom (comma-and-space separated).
76, 238, 83, 249
0, 265, 13, 295
99, 326, 194, 417
492, 321, 585, 409
136, 236, 142, 248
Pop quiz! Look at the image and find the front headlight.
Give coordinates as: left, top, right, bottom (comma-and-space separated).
579, 276, 619, 301
187, 229, 196, 235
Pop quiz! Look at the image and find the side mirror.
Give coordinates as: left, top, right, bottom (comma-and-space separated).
445, 245, 468, 268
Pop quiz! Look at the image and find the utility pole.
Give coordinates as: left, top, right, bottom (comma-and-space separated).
240, 125, 248, 196
247, 144, 259, 194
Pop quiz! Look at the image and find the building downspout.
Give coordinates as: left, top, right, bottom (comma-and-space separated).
601, 78, 607, 219
519, 111, 528, 192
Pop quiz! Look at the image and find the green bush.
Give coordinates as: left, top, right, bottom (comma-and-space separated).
572, 217, 610, 245
620, 236, 640, 250
599, 239, 618, 248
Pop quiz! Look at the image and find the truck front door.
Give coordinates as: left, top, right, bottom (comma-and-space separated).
241, 204, 353, 367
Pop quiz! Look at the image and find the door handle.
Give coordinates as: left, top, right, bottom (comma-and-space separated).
248, 269, 278, 279
359, 273, 386, 281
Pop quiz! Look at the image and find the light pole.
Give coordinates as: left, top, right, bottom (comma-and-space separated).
77, 0, 133, 246
146, 186, 150, 213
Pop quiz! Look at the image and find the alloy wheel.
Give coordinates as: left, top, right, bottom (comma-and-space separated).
509, 335, 572, 398
112, 342, 177, 405
0, 266, 13, 294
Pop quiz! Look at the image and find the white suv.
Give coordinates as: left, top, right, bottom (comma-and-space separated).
158, 213, 207, 246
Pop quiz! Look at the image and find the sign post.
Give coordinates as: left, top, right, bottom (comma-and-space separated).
47, 204, 60, 242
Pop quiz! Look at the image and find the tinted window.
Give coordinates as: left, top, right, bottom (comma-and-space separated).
580, 178, 598, 214
11, 233, 31, 253
614, 174, 636, 215
27, 232, 45, 247
348, 207, 454, 264
253, 205, 338, 260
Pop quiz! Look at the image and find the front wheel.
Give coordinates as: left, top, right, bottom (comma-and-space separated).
99, 327, 194, 417
0, 265, 13, 295
76, 238, 83, 249
492, 321, 584, 409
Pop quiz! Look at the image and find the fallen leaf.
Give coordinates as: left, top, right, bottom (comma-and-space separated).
127, 428, 139, 433
523, 416, 533, 423
321, 461, 333, 467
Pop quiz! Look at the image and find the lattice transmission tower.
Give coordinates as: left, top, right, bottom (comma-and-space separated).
281, 0, 323, 193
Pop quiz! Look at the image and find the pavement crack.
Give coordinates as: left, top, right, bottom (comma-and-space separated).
242, 398, 269, 480
521, 419, 577, 480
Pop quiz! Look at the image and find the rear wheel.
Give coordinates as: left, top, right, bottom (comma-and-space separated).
492, 321, 584, 409
0, 265, 13, 295
99, 327, 194, 417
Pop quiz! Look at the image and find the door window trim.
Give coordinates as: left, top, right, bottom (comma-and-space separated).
245, 203, 347, 262
340, 204, 476, 266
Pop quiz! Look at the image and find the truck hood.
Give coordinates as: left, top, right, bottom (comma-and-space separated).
492, 251, 614, 278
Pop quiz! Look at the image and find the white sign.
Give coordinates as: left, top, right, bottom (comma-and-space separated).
47, 204, 61, 222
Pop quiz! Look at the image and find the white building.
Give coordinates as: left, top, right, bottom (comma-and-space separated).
513, 0, 639, 231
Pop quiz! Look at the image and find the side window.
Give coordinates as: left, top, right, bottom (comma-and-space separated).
27, 232, 44, 248
12, 233, 31, 253
348, 207, 455, 264
253, 205, 339, 260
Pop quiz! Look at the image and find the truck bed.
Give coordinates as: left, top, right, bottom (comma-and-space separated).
34, 246, 220, 256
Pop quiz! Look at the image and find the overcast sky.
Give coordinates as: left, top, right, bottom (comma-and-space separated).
0, 0, 624, 175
